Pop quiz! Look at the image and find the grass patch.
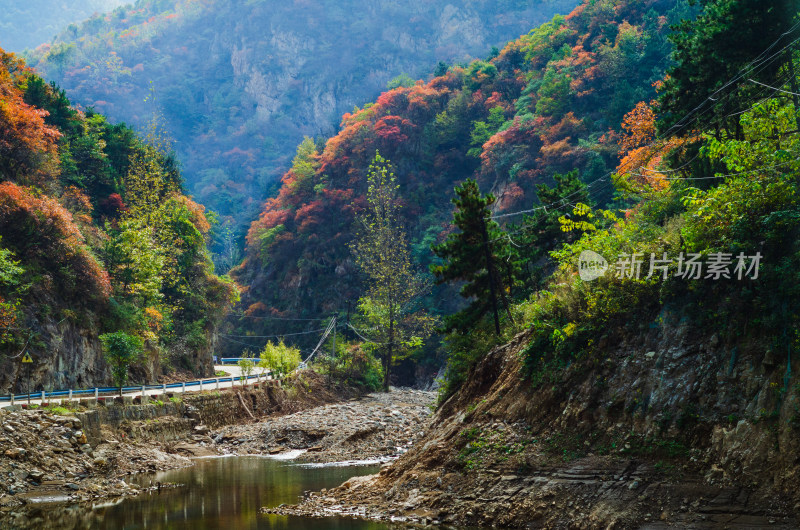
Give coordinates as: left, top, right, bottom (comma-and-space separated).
457, 427, 531, 471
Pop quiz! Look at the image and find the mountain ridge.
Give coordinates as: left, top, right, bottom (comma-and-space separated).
27, 0, 579, 246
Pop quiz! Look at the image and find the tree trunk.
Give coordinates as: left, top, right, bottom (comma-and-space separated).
481, 219, 501, 336
384, 308, 394, 392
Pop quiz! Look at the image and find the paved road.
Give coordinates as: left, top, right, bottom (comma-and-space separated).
1, 365, 273, 409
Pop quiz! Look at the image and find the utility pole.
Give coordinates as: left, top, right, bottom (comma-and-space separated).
345, 301, 351, 341
331, 315, 336, 357
21, 351, 33, 406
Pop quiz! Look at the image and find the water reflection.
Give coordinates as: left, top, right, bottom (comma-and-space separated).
2, 456, 409, 529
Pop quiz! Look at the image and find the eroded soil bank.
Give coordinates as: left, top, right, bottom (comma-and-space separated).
270, 327, 800, 528
0, 371, 437, 528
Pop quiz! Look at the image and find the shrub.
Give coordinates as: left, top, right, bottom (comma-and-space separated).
315, 340, 383, 391
258, 340, 301, 379
99, 331, 144, 395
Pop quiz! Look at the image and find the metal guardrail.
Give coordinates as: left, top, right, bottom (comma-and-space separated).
0, 372, 270, 405
218, 358, 261, 365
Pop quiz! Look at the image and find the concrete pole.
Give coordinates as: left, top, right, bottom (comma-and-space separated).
94, 388, 98, 404
182, 382, 186, 395
216, 379, 220, 391
199, 379, 203, 392
68, 389, 73, 402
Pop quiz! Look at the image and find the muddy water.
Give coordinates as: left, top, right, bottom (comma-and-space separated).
11, 456, 410, 529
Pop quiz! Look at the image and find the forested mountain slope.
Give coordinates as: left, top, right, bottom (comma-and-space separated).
0, 48, 236, 393
0, 0, 126, 52
26, 0, 578, 248
271, 0, 800, 524
229, 0, 690, 355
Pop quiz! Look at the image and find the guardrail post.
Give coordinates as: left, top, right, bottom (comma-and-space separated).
68, 389, 72, 402
41, 390, 45, 402
162, 383, 167, 400
94, 388, 98, 404
141, 386, 145, 401
10, 394, 14, 406
181, 382, 186, 395
199, 379, 203, 392
216, 379, 220, 391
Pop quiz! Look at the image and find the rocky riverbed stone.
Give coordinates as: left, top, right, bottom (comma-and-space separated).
213, 388, 435, 464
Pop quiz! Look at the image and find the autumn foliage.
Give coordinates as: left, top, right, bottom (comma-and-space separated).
0, 50, 61, 184
232, 0, 679, 345
0, 181, 111, 301
0, 48, 237, 381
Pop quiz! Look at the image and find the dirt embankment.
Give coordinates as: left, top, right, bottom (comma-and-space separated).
271, 324, 800, 528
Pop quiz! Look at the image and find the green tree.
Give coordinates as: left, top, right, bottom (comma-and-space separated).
431, 179, 513, 336
124, 142, 179, 223
510, 170, 593, 291
350, 152, 434, 391
237, 358, 255, 386
258, 340, 301, 379
104, 219, 165, 304
387, 73, 416, 89
99, 331, 143, 398
659, 0, 798, 138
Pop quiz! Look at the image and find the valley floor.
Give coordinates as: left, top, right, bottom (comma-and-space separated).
0, 379, 435, 527
213, 388, 435, 464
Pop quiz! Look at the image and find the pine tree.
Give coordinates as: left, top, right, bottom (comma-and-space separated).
431, 179, 513, 336
659, 0, 798, 138
510, 170, 591, 292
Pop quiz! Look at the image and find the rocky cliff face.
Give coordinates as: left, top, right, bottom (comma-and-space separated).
1, 316, 107, 395
0, 290, 219, 394
276, 318, 800, 527
30, 0, 579, 232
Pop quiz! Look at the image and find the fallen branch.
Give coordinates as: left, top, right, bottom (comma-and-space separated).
237, 391, 256, 420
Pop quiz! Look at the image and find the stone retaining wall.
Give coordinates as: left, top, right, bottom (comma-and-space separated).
69, 381, 286, 445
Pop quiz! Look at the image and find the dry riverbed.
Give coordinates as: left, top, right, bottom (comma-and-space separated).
213, 388, 436, 464
0, 385, 437, 528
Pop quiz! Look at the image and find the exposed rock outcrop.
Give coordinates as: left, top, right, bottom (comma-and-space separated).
271, 321, 800, 527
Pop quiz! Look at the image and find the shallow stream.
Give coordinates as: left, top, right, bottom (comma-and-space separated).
10, 456, 410, 529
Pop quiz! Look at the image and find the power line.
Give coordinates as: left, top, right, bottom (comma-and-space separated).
304, 317, 337, 363
220, 328, 327, 339
640, 159, 800, 182
218, 335, 267, 350
347, 323, 388, 345
748, 77, 800, 97
663, 27, 800, 138
230, 314, 326, 321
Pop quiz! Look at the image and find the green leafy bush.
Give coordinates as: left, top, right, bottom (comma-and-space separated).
315, 339, 383, 391
258, 340, 301, 379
